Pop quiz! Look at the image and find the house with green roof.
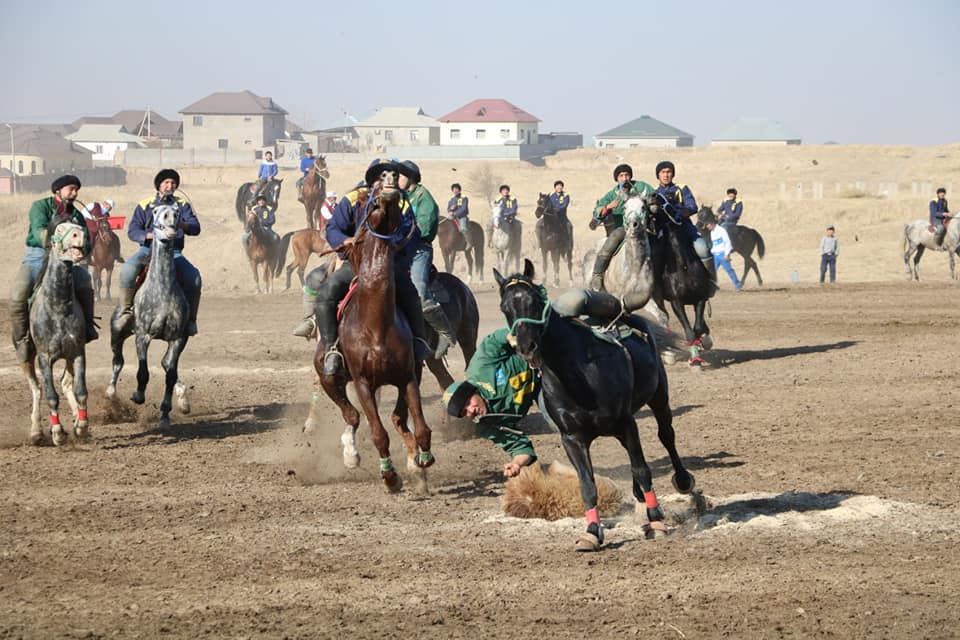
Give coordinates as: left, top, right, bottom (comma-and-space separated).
594, 115, 694, 148
711, 117, 801, 145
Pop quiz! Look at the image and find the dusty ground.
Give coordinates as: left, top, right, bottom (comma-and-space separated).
1, 146, 959, 638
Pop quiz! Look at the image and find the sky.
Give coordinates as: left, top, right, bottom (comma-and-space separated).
2, 0, 958, 145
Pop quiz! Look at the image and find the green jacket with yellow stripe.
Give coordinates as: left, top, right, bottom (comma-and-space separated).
593, 179, 657, 228
406, 183, 439, 243
25, 196, 91, 254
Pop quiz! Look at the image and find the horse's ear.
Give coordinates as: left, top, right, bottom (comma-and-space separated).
493, 268, 505, 288
523, 258, 535, 279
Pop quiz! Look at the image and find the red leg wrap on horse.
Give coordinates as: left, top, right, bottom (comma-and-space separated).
78, 409, 88, 421
644, 491, 659, 509
585, 507, 600, 526
50, 413, 60, 426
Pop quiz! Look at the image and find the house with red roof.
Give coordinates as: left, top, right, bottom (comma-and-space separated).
437, 99, 540, 146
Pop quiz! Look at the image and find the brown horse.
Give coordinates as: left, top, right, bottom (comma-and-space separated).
90, 216, 125, 301
436, 218, 485, 283
243, 210, 281, 293
276, 228, 332, 290
301, 155, 330, 231
309, 173, 434, 493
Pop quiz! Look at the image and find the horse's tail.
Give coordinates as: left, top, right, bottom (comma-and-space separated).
472, 224, 485, 274
276, 231, 294, 277
647, 321, 687, 354
235, 185, 247, 223
755, 230, 765, 259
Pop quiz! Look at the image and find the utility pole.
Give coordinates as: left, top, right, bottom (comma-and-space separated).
5, 123, 15, 195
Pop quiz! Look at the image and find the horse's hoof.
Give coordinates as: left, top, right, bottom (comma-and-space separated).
699, 335, 714, 350
340, 432, 360, 468
130, 391, 145, 405
672, 471, 696, 495
158, 416, 171, 430
51, 426, 68, 447
643, 520, 670, 539
383, 471, 403, 494
302, 417, 316, 434
174, 383, 190, 414
29, 430, 44, 446
105, 384, 116, 399
661, 350, 677, 365
74, 422, 91, 442
415, 450, 435, 469
574, 533, 602, 552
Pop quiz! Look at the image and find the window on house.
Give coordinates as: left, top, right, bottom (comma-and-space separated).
18, 160, 24, 173
243, 139, 252, 145
374, 129, 382, 135
476, 129, 486, 140
500, 129, 510, 139
193, 116, 203, 126
218, 139, 228, 149
30, 161, 37, 174
410, 130, 419, 142
95, 145, 104, 154
244, 117, 252, 122
384, 130, 394, 142
450, 129, 460, 140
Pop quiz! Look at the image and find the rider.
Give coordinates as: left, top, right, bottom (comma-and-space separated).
716, 187, 742, 229
447, 183, 472, 251
296, 148, 315, 203
588, 163, 657, 291
313, 159, 431, 376
537, 179, 573, 250
10, 175, 98, 361
654, 160, 713, 276
443, 327, 540, 479
929, 187, 951, 245
255, 150, 278, 200
398, 160, 459, 359
242, 194, 279, 249
489, 185, 518, 248
320, 191, 337, 222
116, 169, 202, 336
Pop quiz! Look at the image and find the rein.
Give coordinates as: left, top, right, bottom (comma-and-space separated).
502, 277, 551, 336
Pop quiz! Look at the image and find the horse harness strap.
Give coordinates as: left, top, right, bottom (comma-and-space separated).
336, 277, 360, 322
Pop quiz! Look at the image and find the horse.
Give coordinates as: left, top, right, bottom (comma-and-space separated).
436, 218, 485, 283
22, 221, 91, 446
494, 259, 696, 551
310, 172, 434, 493
276, 228, 332, 290
421, 268, 480, 392
902, 218, 960, 280
107, 204, 191, 430
490, 201, 523, 275
235, 179, 283, 223
647, 194, 716, 367
696, 205, 766, 286
534, 193, 574, 287
243, 210, 282, 294
89, 215, 125, 301
300, 155, 330, 231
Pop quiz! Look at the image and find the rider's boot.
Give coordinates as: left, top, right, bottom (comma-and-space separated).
553, 288, 623, 321
185, 288, 201, 337
78, 286, 99, 343
292, 289, 317, 339
589, 251, 612, 292
422, 301, 458, 359
115, 287, 136, 332
316, 298, 343, 376
11, 303, 30, 363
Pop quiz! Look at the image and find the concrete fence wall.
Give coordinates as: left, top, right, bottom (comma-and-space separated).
12, 167, 127, 193
779, 181, 953, 200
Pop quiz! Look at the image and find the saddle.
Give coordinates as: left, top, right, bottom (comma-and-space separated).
569, 315, 648, 348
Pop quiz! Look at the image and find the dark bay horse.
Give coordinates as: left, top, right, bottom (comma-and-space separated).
107, 204, 191, 430
696, 205, 766, 286
276, 228, 331, 290
23, 221, 91, 446
312, 172, 434, 493
436, 218, 485, 284
648, 194, 716, 366
235, 179, 283, 223
244, 210, 281, 293
300, 155, 330, 231
534, 193, 574, 286
422, 268, 480, 391
90, 216, 125, 301
495, 259, 695, 551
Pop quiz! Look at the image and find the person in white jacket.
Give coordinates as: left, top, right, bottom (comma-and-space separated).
705, 219, 742, 290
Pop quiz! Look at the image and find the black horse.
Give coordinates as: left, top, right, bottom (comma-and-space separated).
534, 193, 574, 286
422, 268, 480, 392
235, 179, 283, 223
696, 205, 766, 286
494, 259, 695, 551
647, 194, 716, 366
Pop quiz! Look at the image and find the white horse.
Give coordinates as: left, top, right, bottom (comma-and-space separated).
903, 218, 960, 280
490, 201, 522, 275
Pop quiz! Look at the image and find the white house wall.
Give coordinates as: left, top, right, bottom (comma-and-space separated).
73, 141, 130, 162
594, 137, 690, 149
440, 122, 539, 146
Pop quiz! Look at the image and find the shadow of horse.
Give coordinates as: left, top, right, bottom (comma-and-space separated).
433, 470, 505, 499
702, 490, 857, 526
597, 450, 745, 481
706, 340, 858, 368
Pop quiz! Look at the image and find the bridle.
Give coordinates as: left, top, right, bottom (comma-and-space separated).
502, 277, 551, 337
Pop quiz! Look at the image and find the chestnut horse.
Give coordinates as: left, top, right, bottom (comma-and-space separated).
276, 228, 332, 290
301, 155, 330, 231
244, 210, 281, 293
311, 173, 434, 493
436, 218, 485, 283
90, 216, 125, 301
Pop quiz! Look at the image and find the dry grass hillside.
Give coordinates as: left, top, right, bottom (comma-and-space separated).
2, 143, 958, 294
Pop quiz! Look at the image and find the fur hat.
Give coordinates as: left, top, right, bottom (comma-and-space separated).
655, 161, 675, 177
443, 381, 479, 418
726, 188, 738, 196
613, 164, 632, 180
554, 180, 564, 188
51, 174, 81, 193
154, 169, 180, 191
451, 183, 462, 191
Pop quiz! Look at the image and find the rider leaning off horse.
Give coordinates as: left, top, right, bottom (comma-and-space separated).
10, 175, 98, 362
312, 159, 432, 376
930, 187, 952, 245
488, 185, 519, 249
243, 194, 280, 249
396, 160, 460, 358
447, 183, 472, 250
116, 169, 202, 336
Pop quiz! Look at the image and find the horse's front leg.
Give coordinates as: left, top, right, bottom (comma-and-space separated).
353, 381, 401, 493
37, 353, 67, 446
669, 300, 702, 367
402, 379, 434, 481
913, 245, 925, 281
93, 268, 102, 302
552, 249, 561, 287
159, 338, 185, 430
131, 334, 151, 405
105, 266, 114, 301
560, 433, 604, 551
250, 259, 262, 294
390, 385, 427, 495
106, 328, 128, 399
62, 355, 90, 441
21, 359, 43, 445
614, 416, 669, 538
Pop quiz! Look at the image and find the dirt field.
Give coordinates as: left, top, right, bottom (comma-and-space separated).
1, 146, 959, 638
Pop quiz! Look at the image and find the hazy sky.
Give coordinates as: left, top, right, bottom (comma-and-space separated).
3, 0, 957, 145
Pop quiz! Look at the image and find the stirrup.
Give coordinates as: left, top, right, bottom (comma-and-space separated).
414, 338, 431, 363
322, 347, 343, 376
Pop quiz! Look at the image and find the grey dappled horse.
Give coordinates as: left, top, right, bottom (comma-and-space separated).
23, 222, 91, 446
107, 204, 190, 429
490, 201, 523, 275
902, 219, 960, 280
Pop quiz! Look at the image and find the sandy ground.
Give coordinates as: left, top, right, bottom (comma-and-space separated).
1, 146, 959, 638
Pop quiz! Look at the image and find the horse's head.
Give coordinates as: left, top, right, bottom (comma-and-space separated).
96, 215, 113, 234
535, 192, 549, 213
494, 258, 549, 369
623, 195, 652, 238
244, 209, 260, 232
314, 155, 330, 179
696, 205, 717, 230
49, 221, 87, 263
150, 203, 181, 243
